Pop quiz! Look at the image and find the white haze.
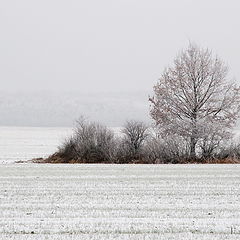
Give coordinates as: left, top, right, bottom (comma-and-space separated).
0, 91, 150, 127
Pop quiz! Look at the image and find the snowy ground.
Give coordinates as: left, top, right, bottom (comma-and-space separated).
0, 127, 72, 163
0, 164, 240, 239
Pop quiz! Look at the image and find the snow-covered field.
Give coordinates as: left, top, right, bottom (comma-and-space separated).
0, 127, 72, 163
0, 164, 240, 239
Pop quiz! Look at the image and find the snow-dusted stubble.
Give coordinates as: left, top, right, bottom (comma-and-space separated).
149, 44, 240, 157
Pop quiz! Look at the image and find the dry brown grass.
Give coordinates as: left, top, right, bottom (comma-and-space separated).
201, 157, 240, 164
35, 153, 240, 164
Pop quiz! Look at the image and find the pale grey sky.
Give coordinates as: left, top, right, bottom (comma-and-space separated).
0, 0, 239, 93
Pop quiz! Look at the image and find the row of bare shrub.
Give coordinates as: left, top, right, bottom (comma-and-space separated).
48, 119, 150, 163
44, 118, 240, 164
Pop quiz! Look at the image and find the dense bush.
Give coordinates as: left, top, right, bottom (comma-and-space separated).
57, 119, 116, 163
144, 135, 190, 164
207, 141, 240, 163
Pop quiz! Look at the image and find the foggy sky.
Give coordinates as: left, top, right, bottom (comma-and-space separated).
1, 0, 240, 93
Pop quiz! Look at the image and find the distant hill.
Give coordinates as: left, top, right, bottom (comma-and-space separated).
0, 91, 151, 127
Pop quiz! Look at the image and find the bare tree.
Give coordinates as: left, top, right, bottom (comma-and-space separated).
150, 43, 240, 159
121, 120, 149, 159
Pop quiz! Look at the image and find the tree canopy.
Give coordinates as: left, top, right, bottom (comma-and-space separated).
150, 44, 240, 159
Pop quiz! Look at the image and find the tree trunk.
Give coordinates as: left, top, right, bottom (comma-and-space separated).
190, 113, 197, 160
190, 136, 197, 159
